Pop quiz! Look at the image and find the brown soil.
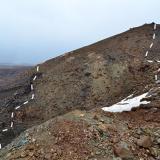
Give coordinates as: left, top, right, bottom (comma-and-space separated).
0, 108, 159, 160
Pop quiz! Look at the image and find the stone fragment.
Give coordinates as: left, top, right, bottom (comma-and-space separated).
137, 135, 152, 148
114, 143, 133, 159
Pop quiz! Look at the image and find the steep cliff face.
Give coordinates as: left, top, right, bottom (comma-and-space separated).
0, 23, 160, 159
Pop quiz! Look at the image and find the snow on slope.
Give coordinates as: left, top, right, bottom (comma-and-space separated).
102, 92, 150, 112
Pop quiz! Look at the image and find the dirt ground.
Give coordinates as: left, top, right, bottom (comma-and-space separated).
0, 107, 159, 160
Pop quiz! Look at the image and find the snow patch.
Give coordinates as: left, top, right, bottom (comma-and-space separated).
102, 92, 150, 112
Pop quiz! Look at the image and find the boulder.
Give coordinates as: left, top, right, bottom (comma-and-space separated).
114, 142, 133, 159
137, 135, 152, 148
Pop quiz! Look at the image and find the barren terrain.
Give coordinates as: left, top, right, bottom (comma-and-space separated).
0, 23, 160, 159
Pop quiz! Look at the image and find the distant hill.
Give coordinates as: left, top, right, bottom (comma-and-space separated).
0, 65, 32, 90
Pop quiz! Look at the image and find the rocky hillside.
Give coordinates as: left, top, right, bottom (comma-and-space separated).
0, 23, 160, 159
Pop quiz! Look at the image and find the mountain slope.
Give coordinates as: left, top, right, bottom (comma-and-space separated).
23, 23, 159, 122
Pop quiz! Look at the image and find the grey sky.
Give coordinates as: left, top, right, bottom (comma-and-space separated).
0, 0, 159, 65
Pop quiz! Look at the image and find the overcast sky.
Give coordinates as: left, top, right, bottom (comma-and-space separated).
0, 0, 159, 65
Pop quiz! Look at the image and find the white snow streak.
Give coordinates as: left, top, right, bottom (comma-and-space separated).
102, 92, 150, 112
